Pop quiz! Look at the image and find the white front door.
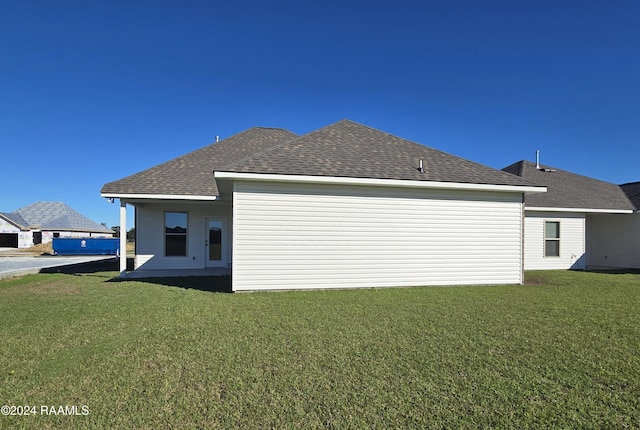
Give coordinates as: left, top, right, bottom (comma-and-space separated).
205, 217, 226, 268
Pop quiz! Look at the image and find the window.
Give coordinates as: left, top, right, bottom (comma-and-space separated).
544, 221, 560, 257
165, 212, 187, 256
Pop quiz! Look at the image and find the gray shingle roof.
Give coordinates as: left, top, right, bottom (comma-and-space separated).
503, 160, 635, 211
101, 127, 298, 197
12, 202, 113, 233
621, 182, 640, 210
220, 120, 537, 187
0, 212, 29, 229
103, 120, 537, 197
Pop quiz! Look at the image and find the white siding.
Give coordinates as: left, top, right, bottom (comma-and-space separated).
232, 181, 524, 291
135, 202, 232, 270
523, 212, 586, 270
587, 213, 640, 269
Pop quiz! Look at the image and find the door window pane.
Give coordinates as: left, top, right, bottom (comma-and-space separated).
208, 221, 222, 261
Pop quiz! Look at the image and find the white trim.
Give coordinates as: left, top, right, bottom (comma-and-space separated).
205, 216, 228, 268
526, 207, 634, 214
101, 193, 218, 201
214, 172, 546, 194
119, 201, 127, 277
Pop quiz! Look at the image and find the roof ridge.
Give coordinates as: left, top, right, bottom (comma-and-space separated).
253, 126, 290, 131
215, 130, 301, 172
218, 120, 538, 187
214, 119, 392, 173
336, 124, 539, 186
215, 120, 362, 172
520, 159, 625, 187
504, 159, 635, 211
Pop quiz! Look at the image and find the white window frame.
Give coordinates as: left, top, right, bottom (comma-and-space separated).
164, 211, 188, 257
544, 220, 560, 258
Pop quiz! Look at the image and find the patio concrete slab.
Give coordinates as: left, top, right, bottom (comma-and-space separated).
123, 267, 230, 278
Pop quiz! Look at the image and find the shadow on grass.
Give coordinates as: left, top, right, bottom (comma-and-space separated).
109, 276, 232, 293
44, 258, 232, 293
39, 258, 120, 275
584, 268, 640, 275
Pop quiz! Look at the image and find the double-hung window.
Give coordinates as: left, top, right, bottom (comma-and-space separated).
544, 221, 560, 257
165, 212, 188, 256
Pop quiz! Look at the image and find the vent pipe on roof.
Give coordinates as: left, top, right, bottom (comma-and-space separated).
216, 135, 220, 143
418, 159, 425, 173
535, 150, 540, 169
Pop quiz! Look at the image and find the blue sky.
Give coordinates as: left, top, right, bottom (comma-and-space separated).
2, 0, 639, 228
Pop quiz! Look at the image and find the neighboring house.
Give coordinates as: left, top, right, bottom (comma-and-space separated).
502, 161, 640, 270
102, 120, 545, 291
0, 202, 113, 248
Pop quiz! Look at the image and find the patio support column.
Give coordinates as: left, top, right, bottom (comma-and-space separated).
119, 200, 127, 277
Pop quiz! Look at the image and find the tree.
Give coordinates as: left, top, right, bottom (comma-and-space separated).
127, 227, 136, 241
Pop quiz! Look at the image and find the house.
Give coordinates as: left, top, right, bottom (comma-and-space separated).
0, 202, 113, 248
502, 161, 640, 270
101, 120, 545, 291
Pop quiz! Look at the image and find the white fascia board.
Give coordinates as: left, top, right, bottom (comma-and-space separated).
526, 206, 634, 214
214, 171, 547, 194
100, 193, 218, 201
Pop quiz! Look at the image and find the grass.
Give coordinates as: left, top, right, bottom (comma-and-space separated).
0, 270, 639, 428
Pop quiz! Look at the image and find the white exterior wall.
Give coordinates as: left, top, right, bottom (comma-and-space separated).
232, 181, 525, 291
587, 213, 640, 269
523, 212, 586, 270
135, 202, 232, 270
17, 232, 32, 248
0, 218, 19, 234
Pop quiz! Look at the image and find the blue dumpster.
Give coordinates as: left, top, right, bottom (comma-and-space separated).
52, 238, 120, 256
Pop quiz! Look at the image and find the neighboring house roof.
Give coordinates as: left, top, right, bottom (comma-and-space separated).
503, 160, 635, 211
621, 182, 640, 210
0, 212, 29, 230
103, 120, 537, 198
9, 202, 113, 233
101, 127, 298, 197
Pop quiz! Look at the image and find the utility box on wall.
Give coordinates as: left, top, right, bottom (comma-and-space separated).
52, 238, 120, 256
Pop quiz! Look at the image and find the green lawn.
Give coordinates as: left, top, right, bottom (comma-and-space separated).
1, 270, 639, 429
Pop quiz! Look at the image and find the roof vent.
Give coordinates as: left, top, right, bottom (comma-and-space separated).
418, 159, 425, 174
216, 135, 220, 143
535, 150, 555, 171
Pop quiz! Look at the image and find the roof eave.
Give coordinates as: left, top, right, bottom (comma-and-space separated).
525, 206, 635, 214
100, 192, 219, 202
214, 172, 547, 194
